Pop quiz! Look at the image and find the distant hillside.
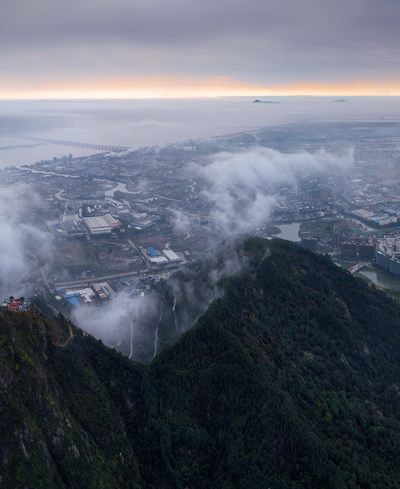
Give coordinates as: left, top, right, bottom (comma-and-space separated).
2, 238, 400, 488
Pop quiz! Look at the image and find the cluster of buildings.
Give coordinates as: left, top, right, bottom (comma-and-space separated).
130, 213, 159, 230
3, 118, 400, 304
376, 237, 400, 278
351, 208, 397, 227
1, 297, 30, 312
51, 189, 167, 240
142, 247, 182, 266
340, 240, 376, 260
61, 213, 122, 238
338, 232, 400, 280
272, 185, 337, 223
55, 282, 116, 307
54, 276, 153, 309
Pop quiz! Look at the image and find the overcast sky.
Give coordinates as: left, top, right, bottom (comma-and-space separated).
1, 0, 399, 98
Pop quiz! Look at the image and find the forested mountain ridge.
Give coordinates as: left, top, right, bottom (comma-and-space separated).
2, 238, 400, 488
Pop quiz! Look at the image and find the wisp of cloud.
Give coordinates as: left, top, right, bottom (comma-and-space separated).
0, 184, 53, 298
200, 147, 353, 235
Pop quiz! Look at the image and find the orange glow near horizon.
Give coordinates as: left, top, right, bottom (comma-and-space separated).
1, 76, 400, 99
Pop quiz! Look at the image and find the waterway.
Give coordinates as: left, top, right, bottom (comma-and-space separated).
358, 269, 400, 292
275, 222, 301, 242
0, 136, 96, 169
104, 182, 140, 197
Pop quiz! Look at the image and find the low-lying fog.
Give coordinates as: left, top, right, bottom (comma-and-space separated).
1, 96, 399, 167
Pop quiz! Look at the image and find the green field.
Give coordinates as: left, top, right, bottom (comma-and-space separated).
264, 224, 281, 236
299, 219, 341, 238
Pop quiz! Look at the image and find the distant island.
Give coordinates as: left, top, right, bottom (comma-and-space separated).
252, 99, 281, 104
333, 99, 347, 102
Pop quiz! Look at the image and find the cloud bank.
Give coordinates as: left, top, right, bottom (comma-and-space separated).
200, 147, 353, 235
0, 185, 53, 298
72, 291, 152, 358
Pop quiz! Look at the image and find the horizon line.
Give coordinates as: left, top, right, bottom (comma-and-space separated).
1, 76, 400, 99
1, 94, 400, 102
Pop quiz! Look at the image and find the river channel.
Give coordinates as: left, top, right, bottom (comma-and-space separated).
357, 269, 400, 292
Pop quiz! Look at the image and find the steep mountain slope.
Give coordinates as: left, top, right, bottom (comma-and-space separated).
96, 237, 252, 363
0, 312, 140, 489
2, 238, 400, 489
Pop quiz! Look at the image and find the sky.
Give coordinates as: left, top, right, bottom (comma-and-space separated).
1, 0, 400, 98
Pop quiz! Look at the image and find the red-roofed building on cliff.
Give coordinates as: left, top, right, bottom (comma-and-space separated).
2, 296, 30, 311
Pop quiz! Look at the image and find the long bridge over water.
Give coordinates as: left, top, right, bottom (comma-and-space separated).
27, 137, 129, 152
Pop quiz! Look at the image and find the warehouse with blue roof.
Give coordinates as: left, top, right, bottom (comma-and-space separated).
147, 247, 160, 256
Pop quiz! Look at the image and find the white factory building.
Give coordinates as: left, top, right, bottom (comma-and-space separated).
149, 256, 169, 265
162, 249, 181, 262
83, 214, 120, 235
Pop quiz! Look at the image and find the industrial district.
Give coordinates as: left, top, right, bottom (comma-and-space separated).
2, 118, 400, 316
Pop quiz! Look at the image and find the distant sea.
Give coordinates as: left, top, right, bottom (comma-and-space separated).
0, 96, 399, 168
